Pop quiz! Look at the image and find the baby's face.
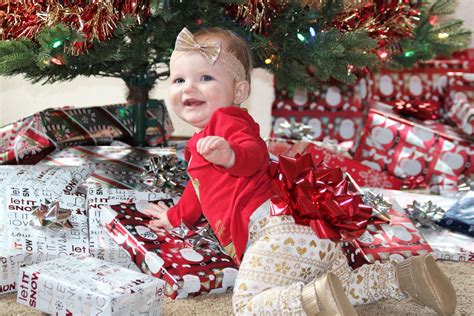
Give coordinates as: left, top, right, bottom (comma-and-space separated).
169, 51, 238, 129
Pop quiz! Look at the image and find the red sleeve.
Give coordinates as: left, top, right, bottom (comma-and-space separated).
166, 181, 203, 227
210, 108, 268, 177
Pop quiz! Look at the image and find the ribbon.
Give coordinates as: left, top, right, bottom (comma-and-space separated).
269, 154, 373, 241
170, 222, 225, 253
392, 100, 441, 121
274, 120, 314, 141
174, 27, 221, 66
405, 200, 446, 230
142, 155, 188, 193
30, 200, 73, 232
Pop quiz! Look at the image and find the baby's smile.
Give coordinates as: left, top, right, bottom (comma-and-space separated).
183, 98, 205, 107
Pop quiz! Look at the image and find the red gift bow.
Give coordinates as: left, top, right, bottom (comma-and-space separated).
392, 100, 441, 121
269, 154, 373, 241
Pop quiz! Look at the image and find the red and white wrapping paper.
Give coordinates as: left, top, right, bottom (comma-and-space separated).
17, 256, 165, 315
100, 202, 238, 299
0, 250, 26, 294
271, 79, 369, 149
6, 187, 89, 258
267, 138, 403, 189
354, 109, 474, 191
87, 187, 170, 270
342, 199, 433, 269
445, 72, 474, 136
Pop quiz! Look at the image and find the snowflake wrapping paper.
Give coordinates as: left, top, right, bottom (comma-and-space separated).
341, 199, 433, 269
0, 113, 55, 165
88, 187, 170, 270
354, 108, 474, 192
0, 250, 26, 294
0, 101, 173, 165
17, 255, 165, 316
0, 165, 94, 249
271, 78, 369, 149
266, 138, 403, 189
39, 146, 177, 192
100, 202, 238, 299
6, 187, 89, 259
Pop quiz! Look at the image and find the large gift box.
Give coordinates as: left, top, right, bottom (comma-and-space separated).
101, 201, 238, 299
39, 146, 177, 192
271, 79, 369, 149
6, 187, 89, 258
0, 165, 94, 248
354, 108, 474, 192
342, 199, 433, 269
0, 250, 26, 294
1, 101, 173, 165
87, 187, 169, 270
267, 138, 403, 189
17, 256, 165, 315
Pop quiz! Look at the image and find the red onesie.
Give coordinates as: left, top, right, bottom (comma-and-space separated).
166, 106, 273, 265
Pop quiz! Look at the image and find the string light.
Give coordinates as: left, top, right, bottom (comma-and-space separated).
50, 57, 63, 65
118, 107, 128, 119
438, 32, 449, 39
404, 50, 415, 58
297, 33, 306, 42
265, 58, 272, 64
309, 27, 316, 37
378, 49, 389, 59
51, 39, 63, 48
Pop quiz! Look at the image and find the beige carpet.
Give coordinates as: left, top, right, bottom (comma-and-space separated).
0, 261, 472, 315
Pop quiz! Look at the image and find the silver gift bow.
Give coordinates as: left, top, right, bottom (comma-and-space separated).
30, 200, 73, 232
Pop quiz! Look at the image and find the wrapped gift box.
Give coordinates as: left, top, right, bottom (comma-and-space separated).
271, 79, 369, 149
101, 202, 238, 299
445, 72, 474, 136
354, 108, 474, 191
0, 165, 94, 249
88, 187, 170, 270
39, 146, 178, 192
342, 199, 433, 269
419, 228, 474, 262
0, 250, 26, 294
267, 138, 403, 189
439, 191, 474, 237
17, 255, 165, 315
0, 113, 55, 165
1, 101, 173, 165
6, 187, 89, 257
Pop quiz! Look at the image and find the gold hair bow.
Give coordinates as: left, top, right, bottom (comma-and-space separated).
174, 27, 221, 65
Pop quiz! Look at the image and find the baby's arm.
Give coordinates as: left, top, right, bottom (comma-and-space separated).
144, 181, 203, 231
197, 136, 235, 168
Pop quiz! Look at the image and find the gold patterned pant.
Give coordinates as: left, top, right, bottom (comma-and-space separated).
233, 214, 406, 315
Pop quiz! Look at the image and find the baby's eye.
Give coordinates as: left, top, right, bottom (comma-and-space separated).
173, 78, 185, 84
201, 75, 214, 81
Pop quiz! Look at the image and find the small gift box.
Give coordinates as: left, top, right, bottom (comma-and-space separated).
100, 202, 238, 299
354, 108, 474, 191
40, 146, 178, 192
439, 191, 474, 237
271, 79, 368, 150
342, 199, 433, 269
17, 255, 165, 315
0, 250, 26, 294
6, 187, 89, 257
266, 138, 403, 189
87, 187, 170, 270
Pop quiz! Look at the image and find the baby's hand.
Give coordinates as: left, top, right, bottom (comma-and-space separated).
143, 201, 173, 231
197, 136, 235, 168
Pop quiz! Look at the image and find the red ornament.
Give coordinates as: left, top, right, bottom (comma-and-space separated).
196, 18, 203, 26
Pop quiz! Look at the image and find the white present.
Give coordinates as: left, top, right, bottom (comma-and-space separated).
6, 187, 89, 257
0, 165, 95, 248
87, 187, 170, 270
17, 256, 165, 315
0, 249, 26, 294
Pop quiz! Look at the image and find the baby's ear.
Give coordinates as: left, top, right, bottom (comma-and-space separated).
234, 80, 250, 105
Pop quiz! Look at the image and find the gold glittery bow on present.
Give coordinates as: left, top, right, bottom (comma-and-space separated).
174, 27, 221, 65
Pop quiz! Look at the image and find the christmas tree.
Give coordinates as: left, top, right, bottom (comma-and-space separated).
0, 0, 470, 102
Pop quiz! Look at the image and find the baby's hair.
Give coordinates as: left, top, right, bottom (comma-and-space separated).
194, 27, 253, 84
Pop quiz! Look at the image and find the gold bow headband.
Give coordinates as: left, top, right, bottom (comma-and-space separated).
172, 27, 247, 82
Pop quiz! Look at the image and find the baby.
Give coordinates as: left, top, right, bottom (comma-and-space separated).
144, 27, 456, 315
